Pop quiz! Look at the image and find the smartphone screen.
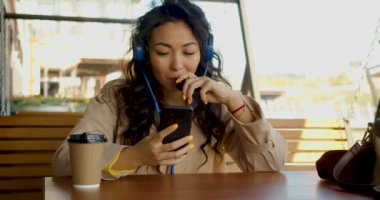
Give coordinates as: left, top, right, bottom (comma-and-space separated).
158, 105, 193, 145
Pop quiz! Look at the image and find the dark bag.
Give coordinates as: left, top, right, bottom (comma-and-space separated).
332, 123, 376, 190
316, 119, 380, 191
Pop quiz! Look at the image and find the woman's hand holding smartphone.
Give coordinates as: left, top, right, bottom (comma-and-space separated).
158, 105, 193, 150
121, 88, 194, 168
126, 123, 193, 168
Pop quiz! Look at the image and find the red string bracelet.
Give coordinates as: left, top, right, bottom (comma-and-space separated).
230, 103, 246, 114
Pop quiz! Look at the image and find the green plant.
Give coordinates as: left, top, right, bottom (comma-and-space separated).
11, 96, 89, 112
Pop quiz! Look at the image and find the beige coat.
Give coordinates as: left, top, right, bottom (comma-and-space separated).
52, 79, 287, 179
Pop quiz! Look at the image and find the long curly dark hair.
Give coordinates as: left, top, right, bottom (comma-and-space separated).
115, 0, 231, 167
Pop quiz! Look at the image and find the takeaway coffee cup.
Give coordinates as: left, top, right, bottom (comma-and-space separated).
68, 132, 107, 189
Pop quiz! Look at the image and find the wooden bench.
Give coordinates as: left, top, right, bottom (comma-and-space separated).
269, 118, 351, 170
226, 118, 352, 172
0, 111, 356, 198
0, 112, 82, 200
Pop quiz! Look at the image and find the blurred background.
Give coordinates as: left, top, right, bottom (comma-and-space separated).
1, 1, 380, 193
1, 0, 380, 126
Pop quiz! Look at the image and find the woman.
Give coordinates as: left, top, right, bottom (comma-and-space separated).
52, 0, 287, 179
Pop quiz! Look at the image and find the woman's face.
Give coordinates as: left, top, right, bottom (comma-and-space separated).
149, 21, 201, 94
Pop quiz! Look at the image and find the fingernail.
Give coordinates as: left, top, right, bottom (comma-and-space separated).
176, 79, 179, 83
204, 101, 208, 105
183, 95, 186, 101
172, 124, 178, 129
188, 135, 193, 141
189, 144, 194, 149
189, 99, 192, 104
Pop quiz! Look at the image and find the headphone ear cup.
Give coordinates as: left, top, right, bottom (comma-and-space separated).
134, 43, 145, 62
205, 44, 213, 62
205, 34, 214, 62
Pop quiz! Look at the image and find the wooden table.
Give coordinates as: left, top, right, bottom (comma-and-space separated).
44, 171, 373, 200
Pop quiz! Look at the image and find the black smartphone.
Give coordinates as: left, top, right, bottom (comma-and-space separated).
158, 105, 193, 145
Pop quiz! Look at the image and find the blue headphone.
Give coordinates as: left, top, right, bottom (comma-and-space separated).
134, 34, 214, 65
133, 34, 214, 124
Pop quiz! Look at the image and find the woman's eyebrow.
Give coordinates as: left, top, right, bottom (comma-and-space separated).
154, 42, 171, 48
154, 42, 198, 48
183, 42, 198, 47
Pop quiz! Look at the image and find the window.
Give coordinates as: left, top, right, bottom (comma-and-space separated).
2, 0, 247, 114
245, 0, 380, 126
